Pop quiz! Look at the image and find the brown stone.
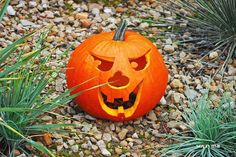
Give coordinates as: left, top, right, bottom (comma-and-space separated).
75, 12, 88, 20
81, 19, 92, 28
116, 7, 125, 13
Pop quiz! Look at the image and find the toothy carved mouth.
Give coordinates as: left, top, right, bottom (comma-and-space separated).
101, 92, 136, 109
98, 82, 143, 118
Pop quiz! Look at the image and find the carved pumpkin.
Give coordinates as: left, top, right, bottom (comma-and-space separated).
66, 20, 168, 121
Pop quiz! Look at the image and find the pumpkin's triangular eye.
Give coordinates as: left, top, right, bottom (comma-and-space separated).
129, 55, 147, 71
92, 55, 113, 71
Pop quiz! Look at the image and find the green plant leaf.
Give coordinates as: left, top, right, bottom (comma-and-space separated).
0, 0, 10, 21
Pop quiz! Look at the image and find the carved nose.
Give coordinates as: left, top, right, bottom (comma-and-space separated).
108, 71, 129, 87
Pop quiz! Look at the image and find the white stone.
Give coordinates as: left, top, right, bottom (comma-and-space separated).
132, 133, 139, 139
7, 6, 16, 16
71, 145, 79, 153
79, 151, 84, 157
173, 93, 182, 104
29, 1, 37, 7
209, 51, 218, 59
104, 7, 113, 14
45, 11, 54, 18
160, 96, 167, 105
97, 140, 111, 156
54, 17, 64, 23
91, 8, 100, 16
165, 38, 172, 44
20, 20, 37, 27
164, 45, 175, 53
139, 22, 149, 29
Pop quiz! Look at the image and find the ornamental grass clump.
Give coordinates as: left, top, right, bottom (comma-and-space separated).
0, 1, 83, 156
172, 0, 236, 72
158, 0, 236, 73
162, 93, 236, 157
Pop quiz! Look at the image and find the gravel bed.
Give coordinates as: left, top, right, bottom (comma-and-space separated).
1, 0, 235, 156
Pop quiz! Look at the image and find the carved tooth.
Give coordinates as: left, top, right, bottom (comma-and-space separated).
118, 106, 124, 114
123, 95, 129, 102
107, 96, 113, 102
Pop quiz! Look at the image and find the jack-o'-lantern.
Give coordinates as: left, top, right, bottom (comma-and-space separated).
66, 20, 168, 121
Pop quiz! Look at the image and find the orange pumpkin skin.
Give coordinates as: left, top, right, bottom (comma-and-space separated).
66, 24, 168, 121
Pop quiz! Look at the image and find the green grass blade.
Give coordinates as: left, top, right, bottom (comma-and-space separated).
0, 0, 10, 21
0, 49, 41, 77
27, 140, 55, 157
0, 107, 36, 112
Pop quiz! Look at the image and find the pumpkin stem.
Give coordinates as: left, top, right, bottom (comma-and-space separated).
113, 20, 128, 41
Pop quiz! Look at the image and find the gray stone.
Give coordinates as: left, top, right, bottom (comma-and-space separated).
67, 139, 75, 145
29, 1, 37, 7
91, 8, 100, 16
97, 140, 111, 156
58, 0, 64, 7
56, 145, 63, 152
54, 17, 64, 24
45, 11, 54, 18
91, 144, 98, 151
71, 145, 79, 153
132, 133, 139, 139
20, 20, 36, 27
150, 10, 160, 20
167, 121, 181, 128
63, 143, 69, 149
151, 130, 164, 137
146, 110, 157, 121
173, 93, 182, 104
184, 89, 198, 100
79, 151, 84, 157
169, 110, 182, 120
81, 124, 92, 132
164, 45, 175, 53
160, 97, 167, 105
81, 143, 88, 149
103, 133, 112, 142
84, 114, 96, 121
165, 38, 173, 45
